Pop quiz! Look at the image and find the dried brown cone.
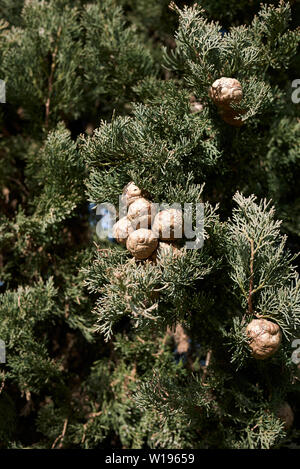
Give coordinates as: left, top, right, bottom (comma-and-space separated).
277, 402, 294, 430
127, 197, 156, 229
121, 182, 144, 207
152, 208, 183, 241
246, 319, 282, 360
209, 77, 243, 109
112, 217, 134, 245
126, 228, 158, 260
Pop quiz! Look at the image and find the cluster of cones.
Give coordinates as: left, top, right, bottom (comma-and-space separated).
112, 182, 183, 261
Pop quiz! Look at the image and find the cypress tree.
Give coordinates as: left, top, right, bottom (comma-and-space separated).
0, 0, 299, 449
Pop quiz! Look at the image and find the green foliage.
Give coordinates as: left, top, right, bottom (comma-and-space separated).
265, 116, 300, 237
0, 0, 161, 133
226, 193, 297, 313
81, 0, 156, 111
0, 0, 83, 128
165, 1, 299, 121
86, 244, 214, 341
0, 278, 62, 392
26, 123, 86, 226
81, 85, 222, 207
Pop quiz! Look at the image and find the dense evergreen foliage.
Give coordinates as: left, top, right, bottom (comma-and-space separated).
0, 0, 299, 449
